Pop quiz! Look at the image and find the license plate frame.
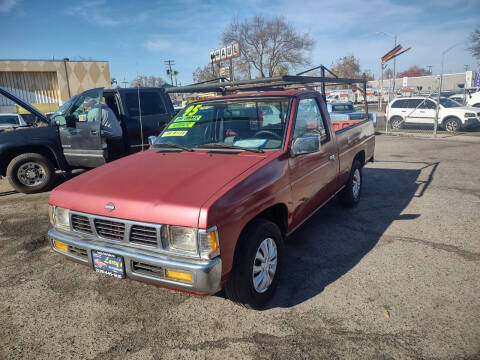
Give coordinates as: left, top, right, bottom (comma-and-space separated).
92, 250, 125, 278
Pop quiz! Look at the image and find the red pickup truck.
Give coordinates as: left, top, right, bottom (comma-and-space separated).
47, 89, 375, 309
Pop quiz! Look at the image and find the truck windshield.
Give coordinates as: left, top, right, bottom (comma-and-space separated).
155, 99, 290, 150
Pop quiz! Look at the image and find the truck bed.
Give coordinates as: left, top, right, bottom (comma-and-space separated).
332, 119, 375, 186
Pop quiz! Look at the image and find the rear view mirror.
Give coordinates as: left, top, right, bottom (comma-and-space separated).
148, 136, 157, 146
291, 135, 319, 156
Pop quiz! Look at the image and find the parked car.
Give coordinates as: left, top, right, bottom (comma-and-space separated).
386, 96, 480, 132
327, 102, 377, 124
0, 87, 175, 193
0, 113, 27, 130
449, 94, 465, 105
47, 88, 375, 309
465, 89, 480, 108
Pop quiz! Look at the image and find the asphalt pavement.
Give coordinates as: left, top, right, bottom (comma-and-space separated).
0, 135, 479, 359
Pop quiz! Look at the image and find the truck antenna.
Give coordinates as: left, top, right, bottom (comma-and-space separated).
136, 65, 144, 151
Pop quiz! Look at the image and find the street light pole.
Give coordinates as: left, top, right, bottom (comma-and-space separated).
377, 31, 397, 101
434, 42, 463, 138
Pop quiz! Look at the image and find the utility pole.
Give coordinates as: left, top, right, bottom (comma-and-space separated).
121, 77, 128, 88
392, 34, 397, 98
164, 60, 175, 85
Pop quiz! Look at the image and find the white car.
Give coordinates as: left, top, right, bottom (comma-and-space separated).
465, 90, 480, 108
0, 113, 27, 130
387, 97, 480, 132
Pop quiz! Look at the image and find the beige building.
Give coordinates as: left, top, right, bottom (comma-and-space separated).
0, 59, 111, 113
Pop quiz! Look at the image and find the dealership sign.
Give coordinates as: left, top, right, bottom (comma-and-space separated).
210, 43, 240, 63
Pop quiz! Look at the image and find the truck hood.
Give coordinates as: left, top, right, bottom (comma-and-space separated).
49, 149, 267, 228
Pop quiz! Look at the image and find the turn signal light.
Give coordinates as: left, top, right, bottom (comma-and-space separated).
54, 240, 68, 252
208, 231, 218, 253
165, 269, 193, 282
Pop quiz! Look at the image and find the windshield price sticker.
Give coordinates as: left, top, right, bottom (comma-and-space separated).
168, 122, 196, 129
161, 130, 188, 137
174, 115, 202, 122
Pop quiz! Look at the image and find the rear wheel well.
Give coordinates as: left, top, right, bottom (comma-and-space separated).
0, 146, 59, 176
354, 150, 365, 167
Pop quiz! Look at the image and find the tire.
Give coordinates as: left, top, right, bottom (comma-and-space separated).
443, 117, 462, 132
472, 103, 480, 108
225, 219, 284, 309
339, 159, 362, 208
6, 153, 55, 194
390, 116, 403, 130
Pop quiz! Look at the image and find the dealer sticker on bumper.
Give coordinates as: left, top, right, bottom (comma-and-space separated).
92, 250, 125, 278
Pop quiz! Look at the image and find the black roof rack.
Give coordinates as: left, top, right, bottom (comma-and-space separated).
164, 74, 367, 95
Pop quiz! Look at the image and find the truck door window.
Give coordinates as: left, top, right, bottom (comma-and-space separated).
294, 98, 328, 143
125, 91, 166, 116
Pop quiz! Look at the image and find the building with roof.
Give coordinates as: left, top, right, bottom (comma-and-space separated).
0, 59, 111, 113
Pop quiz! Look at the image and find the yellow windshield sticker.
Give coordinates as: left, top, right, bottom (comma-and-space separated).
174, 115, 202, 122
161, 130, 188, 137
184, 104, 202, 117
168, 122, 195, 129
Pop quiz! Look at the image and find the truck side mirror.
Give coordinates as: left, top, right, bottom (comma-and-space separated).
291, 135, 319, 156
148, 136, 157, 147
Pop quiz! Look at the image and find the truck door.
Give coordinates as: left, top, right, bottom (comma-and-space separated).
56, 88, 106, 168
288, 96, 339, 227
120, 89, 171, 152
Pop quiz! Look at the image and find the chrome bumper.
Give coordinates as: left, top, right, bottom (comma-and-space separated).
47, 228, 222, 295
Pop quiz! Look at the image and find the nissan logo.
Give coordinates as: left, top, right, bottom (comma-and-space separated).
105, 203, 115, 212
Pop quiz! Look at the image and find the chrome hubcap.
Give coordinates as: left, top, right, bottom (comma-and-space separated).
17, 162, 46, 186
252, 238, 278, 293
391, 119, 401, 129
446, 121, 458, 132
352, 168, 361, 199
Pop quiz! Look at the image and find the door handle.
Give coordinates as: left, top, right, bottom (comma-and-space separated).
419, 111, 425, 113
91, 130, 98, 135
328, 154, 335, 162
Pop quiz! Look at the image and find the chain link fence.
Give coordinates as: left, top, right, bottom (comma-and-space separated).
359, 93, 480, 138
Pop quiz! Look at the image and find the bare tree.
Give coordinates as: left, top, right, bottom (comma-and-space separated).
130, 75, 165, 87
467, 26, 480, 59
223, 15, 314, 78
192, 65, 217, 83
384, 68, 394, 79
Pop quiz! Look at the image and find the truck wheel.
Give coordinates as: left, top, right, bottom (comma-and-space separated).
6, 153, 55, 194
390, 116, 403, 130
443, 117, 461, 132
225, 219, 284, 309
339, 159, 362, 208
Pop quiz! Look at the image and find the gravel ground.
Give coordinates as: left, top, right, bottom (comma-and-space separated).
0, 135, 479, 359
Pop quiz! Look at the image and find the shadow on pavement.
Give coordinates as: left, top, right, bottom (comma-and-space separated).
266, 162, 438, 309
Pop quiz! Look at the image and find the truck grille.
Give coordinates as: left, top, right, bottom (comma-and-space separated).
130, 225, 158, 246
94, 219, 125, 240
71, 214, 92, 233
68, 245, 88, 260
132, 261, 164, 278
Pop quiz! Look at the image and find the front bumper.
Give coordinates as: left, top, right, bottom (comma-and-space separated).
464, 117, 480, 127
47, 228, 222, 295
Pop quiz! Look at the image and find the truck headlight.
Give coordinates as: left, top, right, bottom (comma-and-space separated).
464, 112, 476, 117
51, 206, 70, 229
165, 226, 198, 253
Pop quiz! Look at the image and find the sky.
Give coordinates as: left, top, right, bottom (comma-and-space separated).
1, 0, 479, 86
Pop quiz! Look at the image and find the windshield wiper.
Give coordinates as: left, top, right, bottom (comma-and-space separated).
198, 143, 264, 153
153, 142, 194, 152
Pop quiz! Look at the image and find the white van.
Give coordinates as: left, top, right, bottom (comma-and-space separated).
387, 97, 480, 132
